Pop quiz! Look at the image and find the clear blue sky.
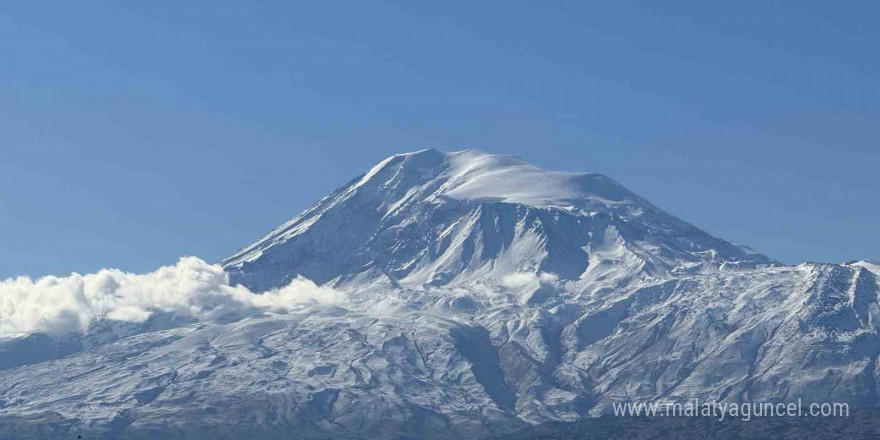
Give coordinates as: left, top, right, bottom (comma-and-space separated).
1, 1, 878, 278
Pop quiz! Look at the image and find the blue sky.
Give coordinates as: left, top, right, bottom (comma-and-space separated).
1, 1, 878, 277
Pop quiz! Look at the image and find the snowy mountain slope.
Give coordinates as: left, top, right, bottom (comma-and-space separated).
221, 149, 770, 291
0, 150, 877, 440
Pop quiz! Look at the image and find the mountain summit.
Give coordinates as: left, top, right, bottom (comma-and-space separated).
1, 150, 876, 440
222, 149, 770, 292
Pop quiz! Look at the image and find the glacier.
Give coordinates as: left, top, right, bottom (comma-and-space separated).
0, 149, 877, 439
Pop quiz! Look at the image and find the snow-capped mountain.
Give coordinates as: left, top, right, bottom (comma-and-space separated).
221, 149, 770, 292
1, 150, 877, 439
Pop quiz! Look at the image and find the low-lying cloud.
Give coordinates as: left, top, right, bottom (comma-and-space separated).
500, 271, 559, 290
0, 257, 342, 337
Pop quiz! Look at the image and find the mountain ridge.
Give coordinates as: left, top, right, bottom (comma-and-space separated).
222, 149, 773, 292
0, 149, 876, 440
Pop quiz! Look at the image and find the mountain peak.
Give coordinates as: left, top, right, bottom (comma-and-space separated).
221, 150, 772, 291
442, 150, 627, 210
358, 149, 636, 213
15, 151, 879, 440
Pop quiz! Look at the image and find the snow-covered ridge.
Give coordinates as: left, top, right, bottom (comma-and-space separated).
222, 149, 771, 291
853, 260, 880, 275
343, 148, 649, 214
1, 149, 876, 440
405, 149, 640, 209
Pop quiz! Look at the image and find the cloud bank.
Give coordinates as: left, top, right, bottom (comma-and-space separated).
0, 257, 342, 337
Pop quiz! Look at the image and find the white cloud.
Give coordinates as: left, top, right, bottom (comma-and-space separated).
539, 272, 559, 283
500, 271, 558, 290
0, 257, 342, 337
